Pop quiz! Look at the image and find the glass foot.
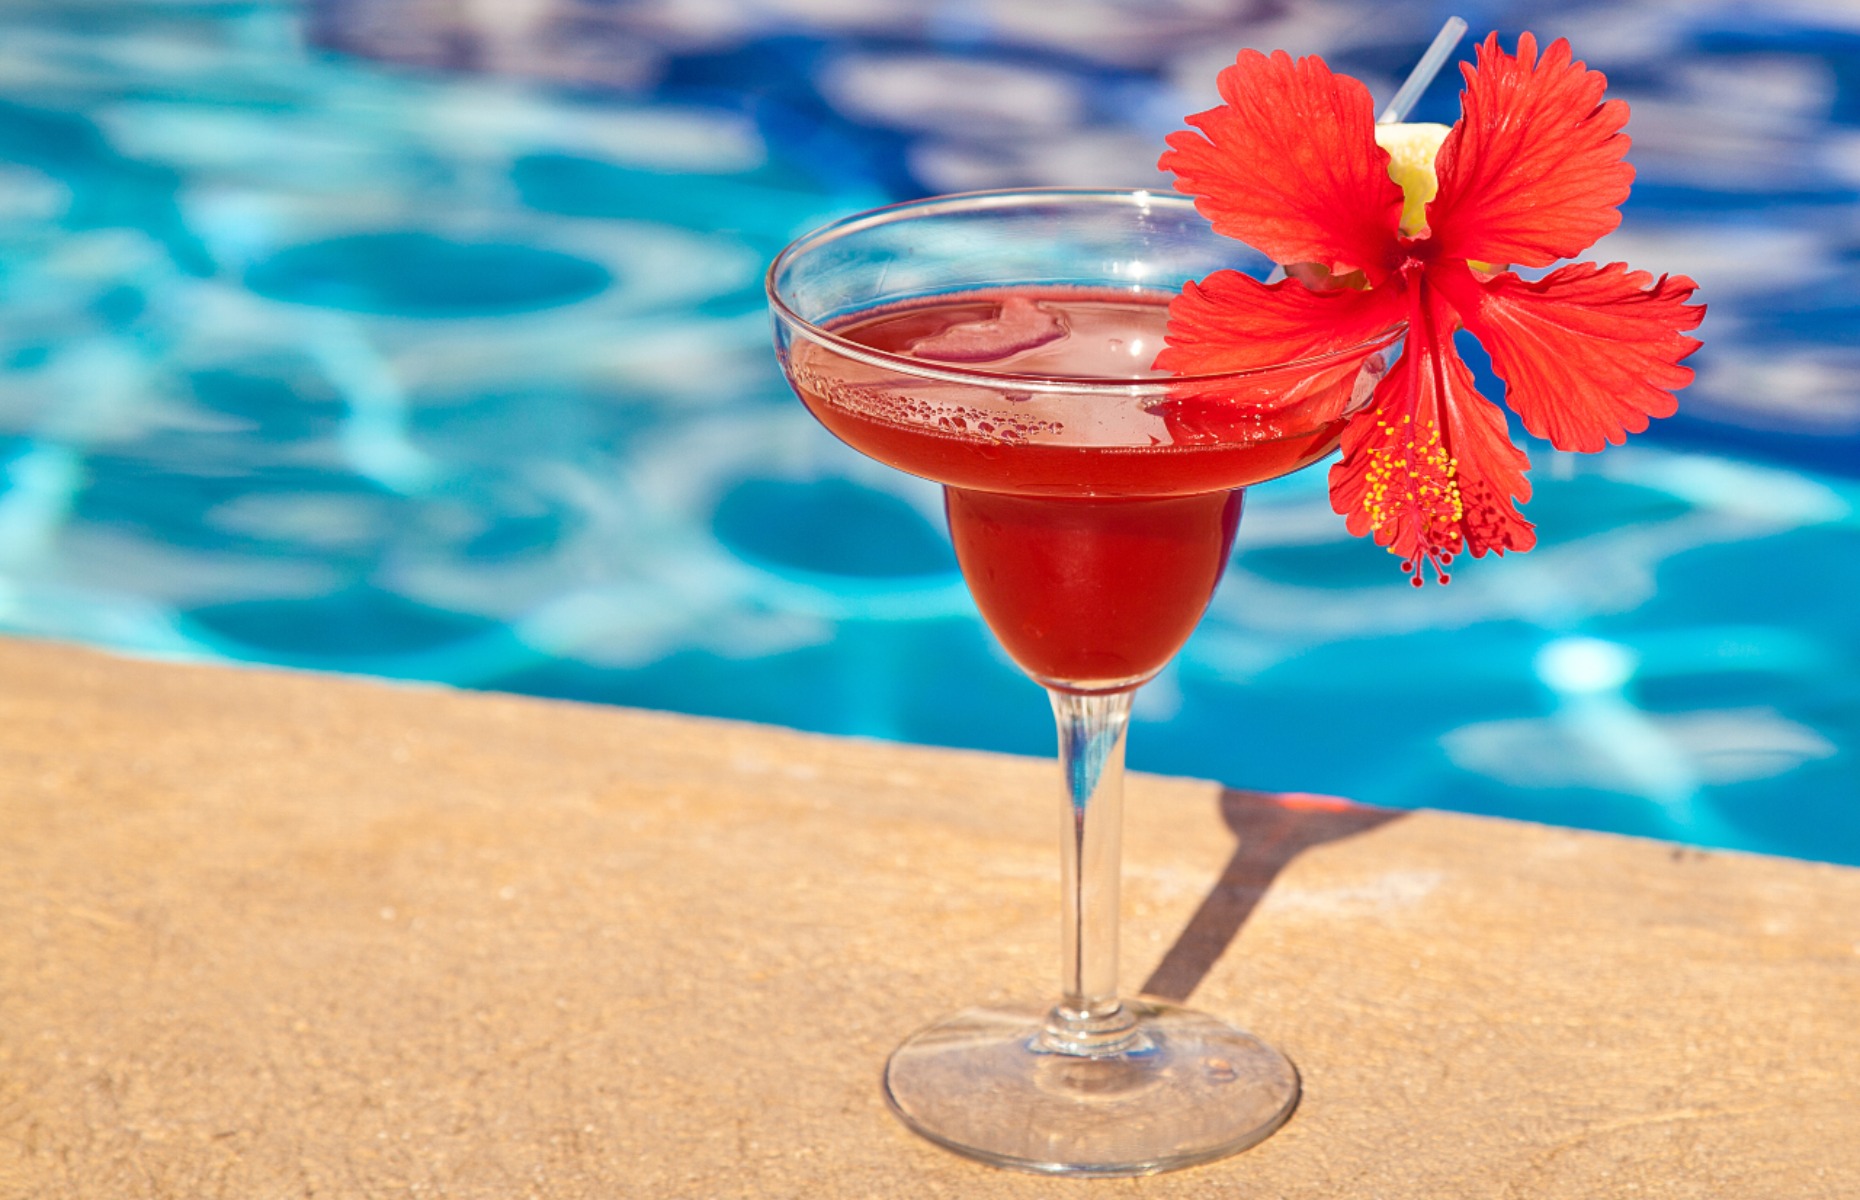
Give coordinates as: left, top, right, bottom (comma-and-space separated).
882, 999, 1298, 1177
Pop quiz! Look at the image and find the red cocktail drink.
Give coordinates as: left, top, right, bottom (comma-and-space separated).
788, 288, 1356, 688
767, 189, 1392, 1177
942, 486, 1243, 689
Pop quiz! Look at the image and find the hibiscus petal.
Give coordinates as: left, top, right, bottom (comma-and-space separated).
1427, 33, 1633, 268
1156, 269, 1405, 374
1152, 270, 1403, 443
1161, 49, 1404, 283
1439, 260, 1705, 453
1330, 280, 1534, 584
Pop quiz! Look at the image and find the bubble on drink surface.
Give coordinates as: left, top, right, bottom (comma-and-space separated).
792, 359, 1065, 441
905, 295, 1069, 364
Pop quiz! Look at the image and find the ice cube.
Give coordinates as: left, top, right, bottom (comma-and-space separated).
905, 296, 1067, 364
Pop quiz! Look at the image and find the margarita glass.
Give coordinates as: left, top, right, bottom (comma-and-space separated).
767, 189, 1397, 1176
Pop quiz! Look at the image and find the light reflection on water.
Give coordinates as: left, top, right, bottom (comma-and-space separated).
0, 0, 1854, 863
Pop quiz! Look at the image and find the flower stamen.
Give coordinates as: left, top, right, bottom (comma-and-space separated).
1361, 413, 1463, 586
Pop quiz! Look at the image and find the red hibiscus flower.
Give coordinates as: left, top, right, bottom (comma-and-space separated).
1157, 32, 1706, 585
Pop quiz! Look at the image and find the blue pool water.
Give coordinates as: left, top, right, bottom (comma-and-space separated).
0, 0, 1855, 864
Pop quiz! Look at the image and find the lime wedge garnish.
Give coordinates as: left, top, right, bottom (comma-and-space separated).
1374, 121, 1451, 237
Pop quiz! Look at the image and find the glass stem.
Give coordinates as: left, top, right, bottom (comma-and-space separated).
1042, 687, 1142, 1056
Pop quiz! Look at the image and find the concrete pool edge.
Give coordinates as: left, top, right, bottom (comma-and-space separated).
2, 634, 1855, 1196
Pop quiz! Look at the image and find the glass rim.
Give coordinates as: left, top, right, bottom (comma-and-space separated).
765, 187, 1401, 398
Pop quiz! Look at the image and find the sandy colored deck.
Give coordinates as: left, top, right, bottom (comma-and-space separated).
1, 636, 1855, 1198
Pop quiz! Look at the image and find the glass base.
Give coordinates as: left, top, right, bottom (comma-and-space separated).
882, 999, 1299, 1177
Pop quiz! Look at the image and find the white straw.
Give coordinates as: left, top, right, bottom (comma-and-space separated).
1377, 16, 1468, 124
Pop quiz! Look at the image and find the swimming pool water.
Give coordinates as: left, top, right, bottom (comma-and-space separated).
0, 0, 1855, 864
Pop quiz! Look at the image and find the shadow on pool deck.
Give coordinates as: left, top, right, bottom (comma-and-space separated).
1141, 790, 1405, 1003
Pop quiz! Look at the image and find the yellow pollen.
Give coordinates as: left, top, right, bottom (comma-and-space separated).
1359, 416, 1465, 537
